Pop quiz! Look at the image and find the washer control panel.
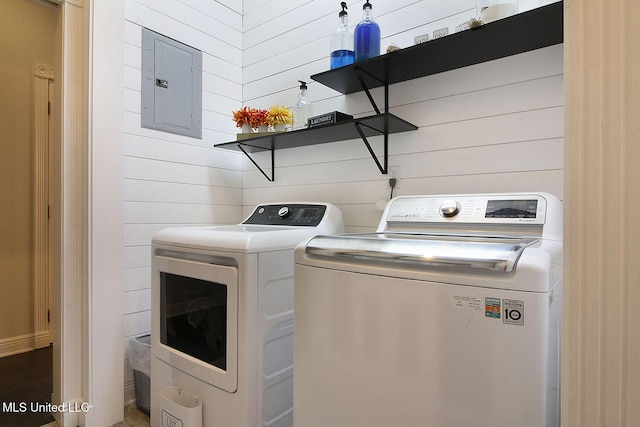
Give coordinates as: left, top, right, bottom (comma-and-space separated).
243, 204, 328, 226
385, 194, 548, 225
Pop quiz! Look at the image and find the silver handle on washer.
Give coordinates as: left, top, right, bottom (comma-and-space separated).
304, 235, 537, 272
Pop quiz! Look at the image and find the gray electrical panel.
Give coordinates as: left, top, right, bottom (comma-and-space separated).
141, 28, 202, 139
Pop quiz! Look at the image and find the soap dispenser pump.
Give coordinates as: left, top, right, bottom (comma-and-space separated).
293, 80, 311, 131
330, 2, 355, 69
354, 0, 381, 62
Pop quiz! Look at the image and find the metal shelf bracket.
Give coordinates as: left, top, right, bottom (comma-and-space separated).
354, 67, 390, 174
354, 121, 388, 175
354, 66, 389, 115
237, 141, 274, 182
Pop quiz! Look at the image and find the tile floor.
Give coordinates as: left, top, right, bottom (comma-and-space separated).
38, 403, 149, 427
110, 404, 150, 427
39, 404, 150, 427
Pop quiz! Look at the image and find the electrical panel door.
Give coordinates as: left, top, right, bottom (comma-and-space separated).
141, 28, 202, 139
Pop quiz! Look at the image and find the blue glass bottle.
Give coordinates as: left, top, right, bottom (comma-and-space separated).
330, 2, 355, 69
354, 1, 380, 62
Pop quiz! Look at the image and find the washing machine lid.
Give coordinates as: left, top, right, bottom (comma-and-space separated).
303, 233, 539, 272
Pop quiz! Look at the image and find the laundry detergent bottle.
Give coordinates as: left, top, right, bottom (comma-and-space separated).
354, 0, 380, 62
330, 2, 355, 69
293, 80, 311, 130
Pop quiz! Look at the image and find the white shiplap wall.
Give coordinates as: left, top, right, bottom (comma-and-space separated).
122, 0, 243, 400
240, 0, 563, 231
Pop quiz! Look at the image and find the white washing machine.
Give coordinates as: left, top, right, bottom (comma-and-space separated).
150, 203, 344, 427
294, 193, 562, 427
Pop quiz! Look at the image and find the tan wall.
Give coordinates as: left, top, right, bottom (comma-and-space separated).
564, 0, 640, 424
0, 0, 57, 343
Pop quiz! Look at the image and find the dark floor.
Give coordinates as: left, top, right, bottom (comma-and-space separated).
0, 346, 54, 427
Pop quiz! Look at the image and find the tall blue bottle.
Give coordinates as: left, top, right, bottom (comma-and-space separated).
354, 0, 380, 62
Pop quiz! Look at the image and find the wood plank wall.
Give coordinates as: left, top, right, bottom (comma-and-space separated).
240, 0, 564, 232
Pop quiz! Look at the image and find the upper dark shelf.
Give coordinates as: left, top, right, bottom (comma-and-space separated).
311, 1, 563, 95
214, 2, 562, 181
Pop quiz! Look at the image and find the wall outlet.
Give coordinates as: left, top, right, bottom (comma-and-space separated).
389, 166, 400, 189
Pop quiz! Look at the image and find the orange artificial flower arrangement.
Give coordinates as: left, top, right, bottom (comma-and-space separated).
232, 106, 252, 128
249, 108, 268, 128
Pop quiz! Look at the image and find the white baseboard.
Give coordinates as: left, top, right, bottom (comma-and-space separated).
0, 331, 52, 358
124, 380, 136, 407
35, 330, 53, 349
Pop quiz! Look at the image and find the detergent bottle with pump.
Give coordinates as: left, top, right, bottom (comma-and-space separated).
354, 0, 381, 62
330, 2, 355, 69
293, 80, 312, 130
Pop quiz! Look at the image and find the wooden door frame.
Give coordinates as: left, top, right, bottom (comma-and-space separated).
33, 64, 53, 350
53, 1, 125, 425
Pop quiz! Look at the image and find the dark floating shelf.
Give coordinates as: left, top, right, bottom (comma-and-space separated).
214, 113, 416, 153
214, 1, 563, 181
311, 1, 563, 95
214, 114, 416, 180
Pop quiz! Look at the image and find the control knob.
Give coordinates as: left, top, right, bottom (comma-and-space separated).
278, 206, 290, 218
439, 200, 461, 218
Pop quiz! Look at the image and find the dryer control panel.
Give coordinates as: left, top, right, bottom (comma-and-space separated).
243, 204, 328, 226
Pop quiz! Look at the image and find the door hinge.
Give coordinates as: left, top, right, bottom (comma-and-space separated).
48, 310, 50, 323
48, 205, 51, 219
48, 101, 51, 116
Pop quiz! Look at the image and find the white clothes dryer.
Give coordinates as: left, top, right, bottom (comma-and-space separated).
294, 193, 562, 427
150, 203, 344, 427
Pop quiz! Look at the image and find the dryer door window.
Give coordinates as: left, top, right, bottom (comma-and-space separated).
160, 272, 228, 370
152, 255, 238, 393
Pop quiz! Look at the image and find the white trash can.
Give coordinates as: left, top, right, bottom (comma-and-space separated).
159, 386, 202, 427
129, 334, 151, 413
